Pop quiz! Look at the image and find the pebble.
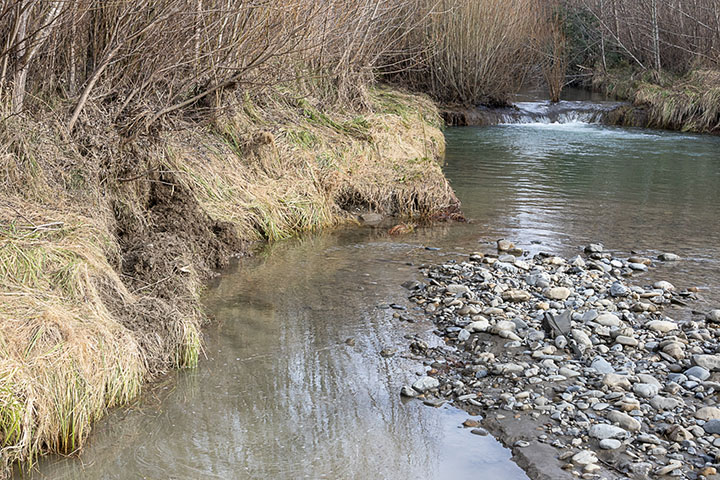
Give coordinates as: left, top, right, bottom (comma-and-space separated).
658, 253, 680, 261
572, 450, 598, 465
599, 439, 622, 450
589, 424, 629, 440
412, 376, 439, 393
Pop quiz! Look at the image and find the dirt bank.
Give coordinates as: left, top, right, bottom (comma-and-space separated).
0, 86, 459, 476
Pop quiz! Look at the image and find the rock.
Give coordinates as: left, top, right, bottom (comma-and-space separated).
699, 467, 717, 477
704, 419, 720, 434
497, 239, 515, 251
571, 329, 592, 351
591, 357, 615, 374
603, 373, 631, 391
589, 424, 629, 440
463, 419, 481, 428
572, 450, 598, 465
647, 320, 677, 333
655, 461, 682, 476
695, 407, 720, 421
685, 365, 711, 381
446, 284, 470, 295
457, 329, 470, 342
401, 386, 418, 397
607, 410, 641, 432
707, 310, 720, 323
661, 342, 684, 360
659, 253, 680, 261
595, 313, 622, 327
599, 439, 622, 450
412, 376, 439, 393
610, 282, 629, 297
545, 287, 572, 301
653, 281, 675, 291
359, 212, 383, 224
633, 383, 659, 398
650, 396, 683, 411
615, 335, 638, 347
585, 243, 604, 253
629, 256, 651, 265
693, 354, 720, 371
582, 310, 599, 322
468, 318, 490, 333
667, 425, 693, 442
471, 428, 489, 436
502, 289, 531, 302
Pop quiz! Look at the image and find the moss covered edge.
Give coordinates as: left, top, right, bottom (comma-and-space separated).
0, 86, 459, 475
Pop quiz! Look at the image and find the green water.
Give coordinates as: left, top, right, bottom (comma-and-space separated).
32, 119, 720, 479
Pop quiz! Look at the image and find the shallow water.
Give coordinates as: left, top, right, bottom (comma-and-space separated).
33, 108, 720, 479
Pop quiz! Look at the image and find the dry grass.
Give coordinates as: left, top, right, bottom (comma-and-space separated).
596, 68, 720, 133
0, 85, 457, 476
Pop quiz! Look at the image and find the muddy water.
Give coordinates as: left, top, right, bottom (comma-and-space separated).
35, 117, 720, 479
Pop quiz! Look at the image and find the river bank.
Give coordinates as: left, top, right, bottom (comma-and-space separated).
0, 86, 459, 476
400, 241, 720, 479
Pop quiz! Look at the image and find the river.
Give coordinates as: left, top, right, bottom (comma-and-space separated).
33, 102, 720, 479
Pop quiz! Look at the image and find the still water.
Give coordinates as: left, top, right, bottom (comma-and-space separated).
34, 115, 720, 479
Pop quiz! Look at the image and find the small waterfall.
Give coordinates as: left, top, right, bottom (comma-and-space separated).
443, 99, 629, 127
498, 101, 624, 125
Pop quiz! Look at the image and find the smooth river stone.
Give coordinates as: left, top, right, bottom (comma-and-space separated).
412, 376, 439, 393
646, 320, 677, 333
589, 424, 629, 440
693, 354, 720, 371
595, 313, 622, 327
545, 287, 572, 301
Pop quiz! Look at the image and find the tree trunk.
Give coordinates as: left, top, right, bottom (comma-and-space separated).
651, 0, 662, 71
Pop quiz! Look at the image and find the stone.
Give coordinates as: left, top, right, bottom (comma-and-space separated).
615, 335, 638, 347
610, 282, 629, 297
655, 461, 682, 476
659, 253, 680, 261
607, 410, 641, 432
646, 320, 677, 333
591, 357, 615, 374
446, 284, 470, 295
649, 396, 682, 411
585, 244, 603, 253
497, 239, 514, 252
412, 376, 439, 393
661, 342, 684, 360
603, 373, 631, 391
457, 329, 470, 342
633, 383, 659, 398
359, 212, 383, 224
599, 439, 622, 450
471, 428, 489, 436
699, 467, 717, 477
707, 310, 720, 323
545, 287, 572, 301
685, 366, 711, 381
463, 419, 481, 428
695, 407, 720, 421
468, 318, 490, 332
693, 354, 720, 371
571, 329, 592, 351
653, 281, 675, 291
595, 313, 622, 327
667, 425, 693, 442
502, 289, 531, 302
572, 450, 598, 466
704, 419, 720, 434
401, 386, 418, 397
589, 424, 629, 440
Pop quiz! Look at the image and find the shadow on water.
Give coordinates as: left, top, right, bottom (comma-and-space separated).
31, 109, 720, 479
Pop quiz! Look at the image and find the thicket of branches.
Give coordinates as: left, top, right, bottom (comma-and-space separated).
0, 0, 443, 132
570, 0, 720, 73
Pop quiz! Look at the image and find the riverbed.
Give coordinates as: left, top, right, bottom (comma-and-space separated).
34, 112, 720, 479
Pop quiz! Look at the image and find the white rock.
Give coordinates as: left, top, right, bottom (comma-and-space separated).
595, 313, 622, 327
653, 281, 675, 291
646, 320, 677, 333
412, 376, 439, 393
572, 450, 598, 465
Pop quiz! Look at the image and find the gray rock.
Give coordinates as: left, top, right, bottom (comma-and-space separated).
695, 407, 720, 421
693, 354, 720, 372
572, 450, 598, 465
545, 287, 572, 301
610, 282, 629, 297
603, 373, 631, 390
650, 396, 683, 411
585, 243, 604, 253
591, 356, 615, 374
615, 335, 638, 347
589, 424, 629, 440
401, 385, 418, 397
659, 253, 680, 261
582, 310, 599, 322
599, 439, 622, 450
457, 329, 470, 342
703, 419, 720, 435
646, 320, 677, 333
707, 310, 720, 323
446, 284, 470, 295
607, 410, 641, 432
633, 383, 659, 398
685, 366, 710, 381
359, 212, 383, 224
412, 376, 439, 393
501, 289, 531, 302
595, 313, 622, 327
497, 239, 514, 252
